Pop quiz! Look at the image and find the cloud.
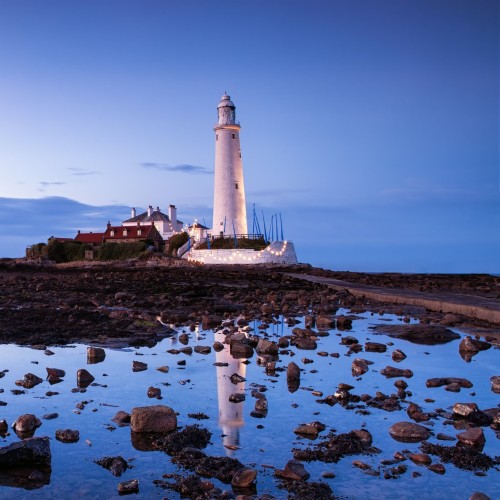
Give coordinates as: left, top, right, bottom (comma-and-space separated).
67, 168, 101, 176
141, 162, 213, 175
39, 181, 66, 187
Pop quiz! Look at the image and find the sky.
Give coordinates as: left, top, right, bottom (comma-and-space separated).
0, 0, 498, 272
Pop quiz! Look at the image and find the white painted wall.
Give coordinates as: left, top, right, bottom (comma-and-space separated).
184, 241, 298, 265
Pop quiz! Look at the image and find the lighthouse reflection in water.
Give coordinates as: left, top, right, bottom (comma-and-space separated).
215, 335, 247, 456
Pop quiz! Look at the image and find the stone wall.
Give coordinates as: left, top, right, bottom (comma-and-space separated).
184, 241, 298, 265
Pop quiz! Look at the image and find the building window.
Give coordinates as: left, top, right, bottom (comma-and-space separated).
235, 182, 239, 190
138, 229, 142, 236
232, 133, 235, 139
123, 229, 127, 236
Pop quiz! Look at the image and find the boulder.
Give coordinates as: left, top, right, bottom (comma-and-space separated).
87, 346, 106, 362
112, 410, 131, 427
77, 369, 95, 388
147, 387, 162, 399
457, 428, 485, 449
287, 362, 301, 380
0, 437, 51, 467
459, 336, 491, 353
370, 324, 460, 345
55, 429, 80, 443
130, 405, 177, 433
13, 414, 42, 438
365, 342, 387, 352
351, 358, 369, 376
275, 460, 310, 481
491, 375, 500, 394
15, 373, 43, 389
118, 479, 139, 494
230, 343, 254, 359
391, 349, 407, 362
381, 366, 413, 378
389, 422, 431, 443
231, 468, 257, 489
132, 361, 148, 372
256, 338, 278, 355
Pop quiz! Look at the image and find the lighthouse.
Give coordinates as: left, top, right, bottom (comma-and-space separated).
212, 93, 248, 236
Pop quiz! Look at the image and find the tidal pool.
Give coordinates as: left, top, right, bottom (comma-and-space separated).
0, 310, 498, 499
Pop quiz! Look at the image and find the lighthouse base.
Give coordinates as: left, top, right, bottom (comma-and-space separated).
184, 241, 298, 265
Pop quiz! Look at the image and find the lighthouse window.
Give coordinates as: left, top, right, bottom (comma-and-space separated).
235, 182, 239, 190
216, 134, 218, 140
232, 133, 236, 139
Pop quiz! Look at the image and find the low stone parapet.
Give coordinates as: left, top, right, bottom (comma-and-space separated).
184, 241, 298, 265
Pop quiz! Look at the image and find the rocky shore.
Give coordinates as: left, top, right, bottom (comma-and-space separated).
0, 258, 498, 348
0, 257, 498, 499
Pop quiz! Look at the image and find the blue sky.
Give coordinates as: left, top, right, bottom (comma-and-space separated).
1, 0, 498, 272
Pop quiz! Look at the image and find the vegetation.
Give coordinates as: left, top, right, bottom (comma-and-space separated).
97, 242, 147, 261
167, 232, 189, 256
197, 236, 268, 251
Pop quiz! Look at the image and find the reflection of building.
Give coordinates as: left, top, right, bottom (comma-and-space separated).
215, 332, 247, 456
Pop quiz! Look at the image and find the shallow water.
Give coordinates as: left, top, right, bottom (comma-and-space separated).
0, 310, 498, 499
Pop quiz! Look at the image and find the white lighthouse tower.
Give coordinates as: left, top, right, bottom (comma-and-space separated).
212, 93, 248, 236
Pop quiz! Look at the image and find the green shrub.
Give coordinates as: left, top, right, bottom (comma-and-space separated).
97, 242, 147, 261
197, 236, 267, 250
46, 240, 88, 263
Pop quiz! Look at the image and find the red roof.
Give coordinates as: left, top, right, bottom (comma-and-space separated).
75, 232, 104, 244
103, 224, 161, 241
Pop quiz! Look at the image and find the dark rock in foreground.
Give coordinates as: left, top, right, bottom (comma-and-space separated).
389, 422, 431, 443
420, 442, 497, 471
130, 405, 177, 433
0, 437, 51, 467
95, 456, 128, 477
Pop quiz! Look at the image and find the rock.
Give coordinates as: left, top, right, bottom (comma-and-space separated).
439, 313, 462, 326
287, 362, 300, 380
407, 403, 430, 422
316, 315, 335, 329
370, 324, 460, 345
426, 377, 472, 389
55, 429, 80, 443
147, 387, 161, 399
457, 428, 485, 448
469, 493, 491, 500
13, 414, 42, 438
389, 422, 431, 443
275, 460, 310, 481
230, 373, 246, 384
336, 316, 352, 330
0, 420, 8, 434
230, 343, 254, 359
459, 336, 491, 353
0, 437, 51, 467
381, 366, 413, 378
351, 358, 369, 376
229, 393, 245, 403
77, 369, 95, 388
408, 453, 432, 465
130, 405, 177, 433
341, 335, 358, 345
213, 341, 224, 352
490, 375, 500, 394
453, 403, 492, 426
194, 345, 211, 355
365, 342, 387, 352
42, 413, 58, 420
445, 382, 461, 392
118, 479, 139, 494
391, 349, 407, 362
428, 463, 446, 474
156, 365, 169, 373
231, 467, 257, 488
294, 338, 317, 350
95, 456, 128, 477
46, 367, 66, 378
87, 346, 106, 361
15, 373, 43, 389
294, 424, 320, 436
132, 360, 148, 372
256, 338, 278, 355
112, 410, 131, 427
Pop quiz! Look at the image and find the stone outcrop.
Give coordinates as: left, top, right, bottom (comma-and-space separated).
130, 405, 177, 433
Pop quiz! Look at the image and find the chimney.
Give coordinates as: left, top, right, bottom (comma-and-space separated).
131, 207, 136, 218
107, 221, 111, 229
147, 205, 153, 217
168, 204, 177, 230
156, 206, 160, 213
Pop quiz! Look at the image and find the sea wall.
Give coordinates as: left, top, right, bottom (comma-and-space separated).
184, 241, 298, 265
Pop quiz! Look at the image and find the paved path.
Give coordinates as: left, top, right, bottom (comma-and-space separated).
285, 273, 500, 325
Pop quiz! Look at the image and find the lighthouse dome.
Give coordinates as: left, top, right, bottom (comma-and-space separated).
217, 93, 235, 109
